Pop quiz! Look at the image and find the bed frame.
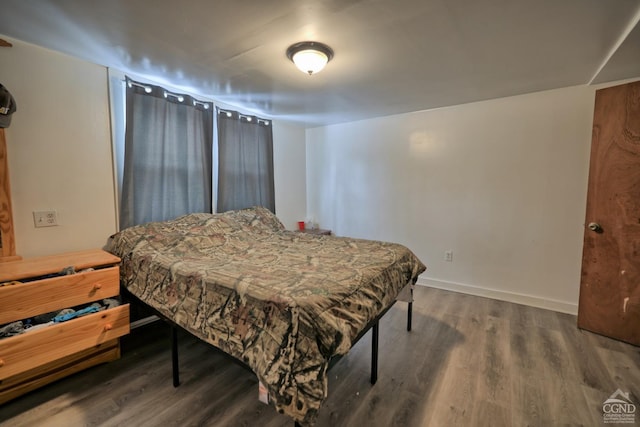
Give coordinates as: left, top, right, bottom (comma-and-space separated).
123, 285, 414, 426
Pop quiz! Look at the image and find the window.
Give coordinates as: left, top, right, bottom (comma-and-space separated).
109, 73, 275, 229
119, 77, 214, 229
216, 109, 275, 213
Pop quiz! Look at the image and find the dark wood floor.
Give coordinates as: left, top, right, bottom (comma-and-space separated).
1, 286, 639, 426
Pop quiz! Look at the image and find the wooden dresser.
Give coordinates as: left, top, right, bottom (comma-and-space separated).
0, 249, 129, 403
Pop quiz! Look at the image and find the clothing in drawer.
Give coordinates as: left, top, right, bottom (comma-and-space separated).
0, 304, 129, 379
0, 266, 120, 325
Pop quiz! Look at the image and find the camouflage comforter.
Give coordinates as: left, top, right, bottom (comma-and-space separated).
105, 207, 426, 425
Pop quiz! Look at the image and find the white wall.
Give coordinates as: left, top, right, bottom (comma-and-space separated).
273, 121, 307, 230
307, 86, 598, 313
1, 38, 117, 258
1, 38, 307, 258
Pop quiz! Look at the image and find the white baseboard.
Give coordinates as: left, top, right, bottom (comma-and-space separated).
416, 277, 578, 315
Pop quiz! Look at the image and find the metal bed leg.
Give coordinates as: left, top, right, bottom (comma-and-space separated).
172, 325, 180, 387
371, 321, 379, 384
407, 285, 413, 331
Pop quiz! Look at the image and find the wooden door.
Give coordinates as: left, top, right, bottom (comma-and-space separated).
577, 80, 640, 346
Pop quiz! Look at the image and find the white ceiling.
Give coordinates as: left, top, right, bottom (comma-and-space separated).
1, 0, 640, 128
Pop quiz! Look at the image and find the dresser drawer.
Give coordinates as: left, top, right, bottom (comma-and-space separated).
0, 304, 129, 379
0, 266, 119, 325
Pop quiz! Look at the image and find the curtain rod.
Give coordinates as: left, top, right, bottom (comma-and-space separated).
127, 78, 211, 109
217, 108, 270, 125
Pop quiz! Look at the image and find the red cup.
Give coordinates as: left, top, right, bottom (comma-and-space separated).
297, 221, 305, 230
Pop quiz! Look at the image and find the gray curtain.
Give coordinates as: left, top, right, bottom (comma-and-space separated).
217, 109, 275, 213
120, 77, 213, 229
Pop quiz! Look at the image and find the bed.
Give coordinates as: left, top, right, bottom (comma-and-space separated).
105, 207, 426, 425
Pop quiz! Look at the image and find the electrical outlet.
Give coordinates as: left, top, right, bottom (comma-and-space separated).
33, 210, 58, 227
444, 250, 453, 262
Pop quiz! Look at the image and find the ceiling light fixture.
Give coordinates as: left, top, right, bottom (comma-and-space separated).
286, 41, 334, 75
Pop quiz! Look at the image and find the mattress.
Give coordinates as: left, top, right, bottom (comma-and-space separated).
105, 207, 426, 425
